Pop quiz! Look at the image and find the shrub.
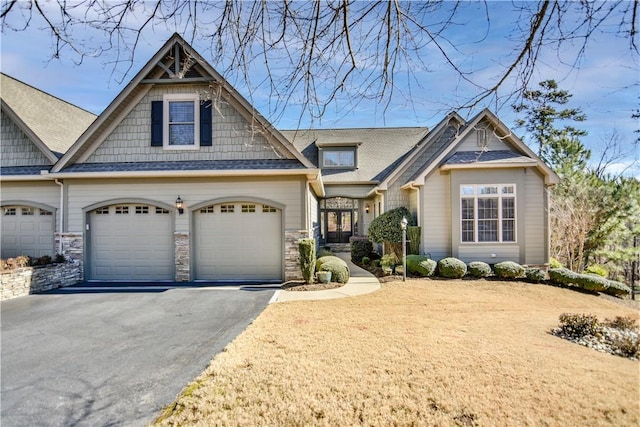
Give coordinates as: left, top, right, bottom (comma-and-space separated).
350, 237, 373, 263
406, 255, 436, 277
437, 257, 467, 278
298, 238, 316, 284
317, 248, 333, 258
371, 259, 381, 268
361, 256, 371, 266
585, 264, 608, 277
576, 274, 609, 292
525, 268, 547, 283
603, 316, 638, 332
550, 257, 563, 269
316, 255, 344, 272
367, 207, 414, 257
603, 279, 631, 297
493, 261, 525, 279
318, 259, 350, 283
31, 255, 53, 266
548, 268, 580, 286
467, 261, 492, 278
611, 336, 640, 359
407, 226, 421, 255
54, 253, 66, 263
558, 313, 601, 338
380, 253, 398, 275
367, 252, 382, 261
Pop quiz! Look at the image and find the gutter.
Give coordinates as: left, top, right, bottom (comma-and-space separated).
41, 168, 321, 180
404, 182, 421, 226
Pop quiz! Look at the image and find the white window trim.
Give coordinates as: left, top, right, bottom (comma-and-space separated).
460, 184, 517, 244
321, 147, 357, 169
163, 93, 200, 150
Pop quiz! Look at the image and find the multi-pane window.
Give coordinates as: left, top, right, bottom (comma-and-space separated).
460, 184, 516, 243
115, 206, 129, 215
155, 207, 170, 214
39, 209, 53, 216
241, 204, 256, 213
262, 205, 277, 213
199, 206, 215, 214
322, 149, 356, 168
95, 207, 109, 215
135, 206, 149, 214
163, 94, 199, 148
221, 204, 234, 213
4, 208, 16, 216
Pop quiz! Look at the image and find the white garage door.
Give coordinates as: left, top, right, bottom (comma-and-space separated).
1, 206, 54, 258
89, 204, 173, 281
194, 202, 282, 281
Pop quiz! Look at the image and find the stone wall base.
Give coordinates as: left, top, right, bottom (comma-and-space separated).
284, 230, 310, 281
175, 232, 190, 282
56, 233, 84, 281
1, 262, 82, 301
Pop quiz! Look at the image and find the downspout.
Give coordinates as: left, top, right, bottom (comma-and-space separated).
54, 179, 64, 254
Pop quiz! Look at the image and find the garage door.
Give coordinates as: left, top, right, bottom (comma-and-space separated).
194, 202, 282, 281
1, 206, 54, 258
89, 204, 173, 281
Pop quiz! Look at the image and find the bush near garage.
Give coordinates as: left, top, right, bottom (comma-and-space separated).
493, 261, 525, 279
406, 255, 436, 277
298, 238, 316, 284
437, 257, 467, 279
317, 256, 350, 284
350, 236, 373, 263
467, 261, 492, 278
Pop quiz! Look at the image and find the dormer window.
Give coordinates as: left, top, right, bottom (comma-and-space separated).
317, 143, 360, 169
163, 94, 200, 149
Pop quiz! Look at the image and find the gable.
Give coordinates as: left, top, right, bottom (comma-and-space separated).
455, 117, 512, 152
82, 85, 284, 164
1, 111, 53, 167
54, 35, 313, 173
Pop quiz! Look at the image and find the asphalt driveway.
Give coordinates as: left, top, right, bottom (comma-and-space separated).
1, 285, 274, 426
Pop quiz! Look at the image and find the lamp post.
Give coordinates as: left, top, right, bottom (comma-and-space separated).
401, 216, 408, 282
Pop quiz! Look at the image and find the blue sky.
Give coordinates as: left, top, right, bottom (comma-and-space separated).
1, 1, 638, 177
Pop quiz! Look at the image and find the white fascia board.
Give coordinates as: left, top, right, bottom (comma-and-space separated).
48, 168, 320, 179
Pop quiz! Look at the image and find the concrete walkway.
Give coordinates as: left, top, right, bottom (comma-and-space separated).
273, 252, 380, 302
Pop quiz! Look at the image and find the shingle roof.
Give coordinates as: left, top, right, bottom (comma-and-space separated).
0, 165, 50, 176
60, 159, 305, 173
444, 150, 535, 165
0, 73, 97, 156
282, 127, 428, 183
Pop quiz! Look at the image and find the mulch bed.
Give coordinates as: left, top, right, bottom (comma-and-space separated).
281, 281, 344, 292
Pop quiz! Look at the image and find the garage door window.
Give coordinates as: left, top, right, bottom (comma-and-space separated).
40, 209, 53, 216
115, 206, 129, 214
262, 205, 277, 213
242, 204, 256, 213
95, 207, 109, 214
199, 206, 215, 213
156, 207, 170, 214
4, 208, 16, 216
135, 206, 149, 214
221, 204, 234, 213
22, 208, 34, 216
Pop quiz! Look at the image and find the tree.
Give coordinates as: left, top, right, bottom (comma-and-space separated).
368, 207, 414, 258
1, 1, 637, 123
512, 79, 587, 163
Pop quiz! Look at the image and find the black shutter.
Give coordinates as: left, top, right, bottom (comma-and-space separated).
200, 100, 212, 147
151, 101, 163, 146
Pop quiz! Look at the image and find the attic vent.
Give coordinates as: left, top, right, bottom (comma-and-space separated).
476, 129, 487, 147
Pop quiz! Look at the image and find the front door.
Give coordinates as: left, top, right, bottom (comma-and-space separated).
326, 210, 352, 243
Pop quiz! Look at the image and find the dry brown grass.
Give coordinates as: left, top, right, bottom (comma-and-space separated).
154, 280, 640, 426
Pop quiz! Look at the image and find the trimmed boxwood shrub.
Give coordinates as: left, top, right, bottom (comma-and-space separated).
437, 257, 467, 278
493, 261, 525, 279
525, 268, 547, 283
316, 255, 345, 272
350, 236, 373, 263
298, 238, 316, 284
548, 268, 631, 296
406, 255, 436, 277
361, 256, 371, 266
467, 261, 491, 278
318, 259, 350, 283
577, 273, 609, 292
549, 268, 579, 286
603, 280, 631, 297
367, 207, 415, 257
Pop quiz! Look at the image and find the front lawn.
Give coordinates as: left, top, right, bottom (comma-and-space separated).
154, 280, 639, 426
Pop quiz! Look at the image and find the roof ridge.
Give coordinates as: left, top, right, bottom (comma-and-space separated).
280, 126, 428, 131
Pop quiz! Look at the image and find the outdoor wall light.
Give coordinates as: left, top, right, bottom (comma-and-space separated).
365, 204, 370, 214
175, 196, 184, 214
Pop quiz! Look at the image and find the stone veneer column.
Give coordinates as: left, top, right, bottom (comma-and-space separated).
284, 230, 309, 281
55, 233, 84, 281
175, 233, 190, 282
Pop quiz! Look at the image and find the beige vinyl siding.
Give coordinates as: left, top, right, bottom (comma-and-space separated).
524, 168, 546, 264
85, 85, 282, 163
324, 184, 375, 199
422, 171, 451, 259
450, 168, 528, 264
408, 189, 418, 224
0, 181, 60, 218
1, 113, 53, 167
308, 188, 319, 238
64, 177, 304, 233
361, 198, 375, 236
456, 119, 512, 152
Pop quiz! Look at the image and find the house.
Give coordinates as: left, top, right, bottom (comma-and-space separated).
0, 34, 559, 284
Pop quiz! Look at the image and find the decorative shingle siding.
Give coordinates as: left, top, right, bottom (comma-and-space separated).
85, 85, 281, 163
456, 119, 512, 152
386, 124, 458, 210
1, 113, 53, 167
